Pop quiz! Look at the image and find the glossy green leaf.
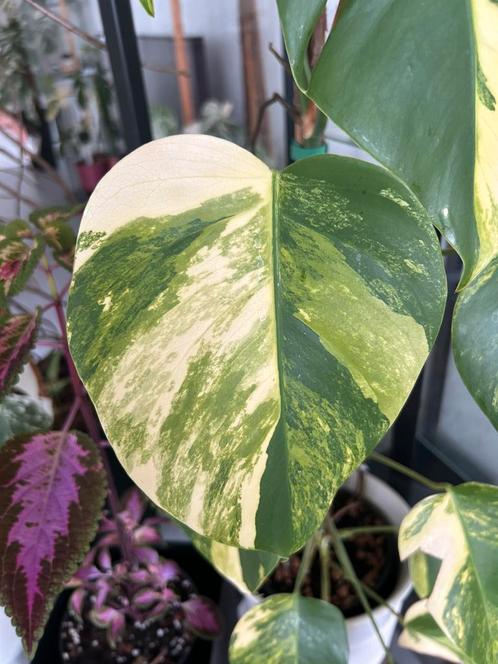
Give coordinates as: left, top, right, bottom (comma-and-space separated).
399, 601, 470, 664
139, 0, 155, 16
278, 0, 498, 434
279, 0, 498, 288
0, 393, 53, 447
408, 551, 440, 599
453, 258, 498, 430
399, 484, 498, 663
67, 135, 445, 556
229, 594, 348, 664
190, 529, 279, 593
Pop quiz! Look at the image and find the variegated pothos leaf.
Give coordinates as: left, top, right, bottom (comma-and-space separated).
399, 601, 470, 664
190, 529, 279, 593
277, 0, 498, 435
399, 484, 498, 664
67, 135, 445, 555
229, 594, 348, 664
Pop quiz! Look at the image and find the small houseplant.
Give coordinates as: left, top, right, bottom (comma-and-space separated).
1, 1, 497, 663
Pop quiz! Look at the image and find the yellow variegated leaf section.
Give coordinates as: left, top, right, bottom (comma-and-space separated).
471, 0, 498, 281
399, 484, 498, 664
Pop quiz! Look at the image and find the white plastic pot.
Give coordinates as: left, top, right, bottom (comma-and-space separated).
238, 471, 411, 664
0, 608, 28, 664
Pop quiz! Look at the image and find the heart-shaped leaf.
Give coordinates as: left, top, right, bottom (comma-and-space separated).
229, 594, 348, 664
67, 135, 445, 555
0, 431, 106, 655
399, 483, 498, 663
0, 312, 39, 399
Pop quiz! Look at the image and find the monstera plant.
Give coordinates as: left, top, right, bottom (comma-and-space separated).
0, 0, 497, 661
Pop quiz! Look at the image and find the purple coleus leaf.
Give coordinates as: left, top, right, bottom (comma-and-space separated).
89, 606, 125, 647
0, 430, 107, 655
0, 237, 44, 299
0, 312, 39, 398
182, 596, 221, 639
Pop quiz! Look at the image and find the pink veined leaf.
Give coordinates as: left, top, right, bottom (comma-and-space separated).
70, 588, 86, 618
90, 606, 125, 647
134, 525, 161, 546
71, 564, 102, 584
128, 569, 150, 584
98, 547, 112, 571
182, 596, 222, 639
133, 589, 161, 609
0, 430, 107, 655
154, 559, 181, 582
0, 237, 44, 299
0, 312, 39, 398
121, 488, 145, 525
134, 546, 159, 564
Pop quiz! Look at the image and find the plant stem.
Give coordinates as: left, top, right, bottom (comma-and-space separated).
360, 582, 404, 625
329, 519, 394, 664
338, 525, 399, 539
293, 537, 316, 595
369, 452, 451, 492
318, 534, 331, 602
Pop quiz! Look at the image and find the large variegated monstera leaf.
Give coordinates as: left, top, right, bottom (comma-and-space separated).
67, 135, 445, 556
278, 0, 498, 431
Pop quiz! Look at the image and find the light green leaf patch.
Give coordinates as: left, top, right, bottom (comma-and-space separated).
190, 530, 279, 594
68, 135, 445, 556
399, 484, 498, 664
229, 594, 348, 664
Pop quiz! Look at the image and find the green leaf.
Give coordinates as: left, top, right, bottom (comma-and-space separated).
29, 205, 82, 271
453, 257, 498, 430
399, 601, 471, 664
278, 0, 498, 454
278, 0, 498, 289
67, 135, 446, 556
139, 0, 155, 16
190, 529, 279, 593
408, 551, 440, 599
229, 594, 348, 664
0, 393, 53, 447
399, 484, 498, 663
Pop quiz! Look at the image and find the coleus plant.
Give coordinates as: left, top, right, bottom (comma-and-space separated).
66, 489, 220, 654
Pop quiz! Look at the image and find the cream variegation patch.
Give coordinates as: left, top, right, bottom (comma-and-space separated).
470, 0, 498, 280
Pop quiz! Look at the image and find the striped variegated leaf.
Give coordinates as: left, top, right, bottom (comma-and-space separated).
408, 551, 440, 600
399, 601, 470, 664
67, 135, 445, 555
399, 484, 498, 664
278, 0, 498, 288
190, 530, 279, 593
229, 593, 348, 664
278, 0, 498, 433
